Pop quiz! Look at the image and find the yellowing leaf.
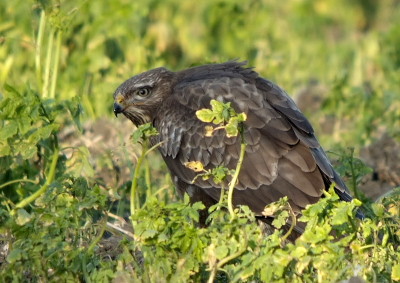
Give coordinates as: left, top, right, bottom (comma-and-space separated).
262, 204, 278, 217
204, 125, 214, 137
196, 109, 215, 122
210, 100, 225, 112
184, 161, 204, 172
225, 122, 239, 137
295, 255, 311, 274
237, 112, 247, 122
15, 208, 33, 226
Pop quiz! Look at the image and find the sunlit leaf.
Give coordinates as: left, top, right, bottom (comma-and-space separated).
392, 263, 400, 281
15, 208, 33, 226
0, 120, 18, 140
196, 109, 215, 123
184, 161, 203, 172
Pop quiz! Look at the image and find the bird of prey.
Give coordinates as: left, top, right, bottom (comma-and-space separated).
113, 61, 361, 232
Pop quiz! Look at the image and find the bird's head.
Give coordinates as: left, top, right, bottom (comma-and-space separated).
113, 67, 173, 126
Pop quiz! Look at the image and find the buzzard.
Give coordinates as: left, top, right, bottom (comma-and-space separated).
113, 61, 361, 233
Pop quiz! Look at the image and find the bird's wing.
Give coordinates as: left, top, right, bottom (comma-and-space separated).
153, 62, 351, 216
255, 77, 352, 201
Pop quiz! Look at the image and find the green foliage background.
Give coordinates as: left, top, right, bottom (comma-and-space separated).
1, 0, 400, 282
2, 0, 400, 147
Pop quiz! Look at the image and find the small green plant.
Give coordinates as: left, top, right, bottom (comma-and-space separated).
195, 100, 247, 219
0, 83, 113, 281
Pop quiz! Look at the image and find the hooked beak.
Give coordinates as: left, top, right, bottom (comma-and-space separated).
113, 102, 123, 117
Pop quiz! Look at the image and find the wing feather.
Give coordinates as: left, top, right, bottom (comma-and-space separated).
151, 61, 355, 231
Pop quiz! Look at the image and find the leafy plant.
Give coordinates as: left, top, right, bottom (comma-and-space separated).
2, 1, 400, 282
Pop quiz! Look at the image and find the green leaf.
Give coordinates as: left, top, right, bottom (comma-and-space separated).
17, 116, 31, 135
141, 229, 158, 239
6, 249, 22, 263
4, 83, 22, 97
237, 112, 247, 122
225, 119, 239, 137
272, 210, 289, 229
371, 203, 384, 217
195, 109, 215, 123
392, 263, 400, 281
56, 193, 75, 207
211, 165, 230, 184
0, 97, 19, 119
215, 245, 229, 260
39, 213, 55, 227
18, 142, 37, 159
158, 233, 169, 243
331, 205, 351, 225
15, 208, 33, 226
64, 96, 84, 132
131, 123, 158, 143
210, 100, 224, 113
28, 124, 59, 143
192, 201, 205, 211
0, 120, 18, 140
79, 146, 94, 177
0, 143, 10, 157
184, 193, 190, 204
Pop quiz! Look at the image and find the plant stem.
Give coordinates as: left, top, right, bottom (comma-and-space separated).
208, 230, 248, 283
88, 211, 108, 253
83, 211, 108, 283
50, 30, 62, 99
0, 179, 37, 190
219, 183, 225, 204
130, 142, 147, 226
14, 147, 59, 209
144, 155, 151, 191
227, 123, 246, 220
281, 206, 296, 243
43, 27, 54, 98
35, 10, 46, 93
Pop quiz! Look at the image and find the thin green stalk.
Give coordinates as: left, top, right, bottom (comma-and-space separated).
50, 30, 62, 99
227, 123, 246, 220
144, 155, 151, 191
144, 141, 165, 156
130, 142, 147, 226
219, 183, 225, 204
217, 234, 247, 268
82, 74, 96, 119
88, 212, 108, 253
42, 27, 54, 98
281, 206, 296, 243
35, 10, 45, 93
119, 133, 135, 178
14, 147, 59, 209
0, 179, 36, 190
208, 230, 248, 283
83, 211, 108, 283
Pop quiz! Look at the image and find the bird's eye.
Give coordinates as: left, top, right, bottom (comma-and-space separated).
137, 88, 149, 96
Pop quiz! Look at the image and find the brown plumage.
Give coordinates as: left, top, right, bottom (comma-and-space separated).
113, 61, 360, 233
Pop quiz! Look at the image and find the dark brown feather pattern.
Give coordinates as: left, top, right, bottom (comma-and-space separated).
113, 60, 362, 233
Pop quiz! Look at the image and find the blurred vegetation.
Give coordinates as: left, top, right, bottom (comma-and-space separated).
1, 0, 400, 282
1, 0, 400, 147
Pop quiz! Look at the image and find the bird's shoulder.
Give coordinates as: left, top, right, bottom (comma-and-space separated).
153, 62, 350, 200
